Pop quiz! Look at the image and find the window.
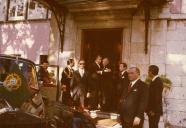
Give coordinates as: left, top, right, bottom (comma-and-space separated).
39, 55, 48, 64
8, 0, 27, 21
27, 0, 47, 20
0, 0, 52, 22
0, 0, 8, 21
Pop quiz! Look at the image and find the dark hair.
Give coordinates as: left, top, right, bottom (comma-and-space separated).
67, 59, 74, 65
95, 55, 102, 60
120, 63, 127, 68
78, 59, 85, 63
149, 65, 159, 75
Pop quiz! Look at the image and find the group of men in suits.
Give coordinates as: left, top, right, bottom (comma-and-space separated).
61, 55, 114, 111
119, 65, 163, 128
89, 55, 114, 111
61, 56, 164, 128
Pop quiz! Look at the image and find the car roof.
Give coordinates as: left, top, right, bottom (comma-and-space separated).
0, 54, 35, 65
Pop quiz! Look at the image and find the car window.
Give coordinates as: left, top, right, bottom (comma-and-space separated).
0, 57, 39, 90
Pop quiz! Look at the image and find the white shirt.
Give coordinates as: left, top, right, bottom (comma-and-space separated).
79, 68, 85, 77
67, 65, 73, 70
130, 78, 140, 87
96, 62, 101, 69
152, 75, 159, 82
121, 70, 127, 76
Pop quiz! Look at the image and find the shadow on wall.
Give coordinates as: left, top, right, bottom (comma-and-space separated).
0, 21, 50, 63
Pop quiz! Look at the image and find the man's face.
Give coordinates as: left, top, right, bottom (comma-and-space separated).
70, 61, 75, 67
96, 56, 102, 64
43, 63, 48, 70
148, 69, 153, 78
119, 64, 126, 72
102, 58, 109, 66
79, 61, 85, 69
128, 68, 139, 81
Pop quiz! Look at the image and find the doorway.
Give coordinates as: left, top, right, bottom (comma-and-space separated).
81, 28, 123, 70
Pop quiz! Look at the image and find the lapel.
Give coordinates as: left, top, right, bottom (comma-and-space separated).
77, 69, 87, 78
76, 70, 82, 79
96, 63, 102, 70
83, 70, 87, 78
121, 71, 125, 79
125, 79, 141, 98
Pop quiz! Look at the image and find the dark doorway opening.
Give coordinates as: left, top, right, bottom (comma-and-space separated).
81, 28, 123, 70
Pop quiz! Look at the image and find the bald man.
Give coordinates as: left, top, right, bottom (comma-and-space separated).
119, 67, 149, 128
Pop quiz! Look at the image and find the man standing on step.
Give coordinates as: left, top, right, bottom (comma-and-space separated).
119, 66, 149, 128
147, 65, 163, 128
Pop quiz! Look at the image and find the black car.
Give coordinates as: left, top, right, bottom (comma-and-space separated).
0, 54, 95, 128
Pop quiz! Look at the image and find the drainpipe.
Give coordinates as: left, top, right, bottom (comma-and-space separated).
144, 3, 150, 54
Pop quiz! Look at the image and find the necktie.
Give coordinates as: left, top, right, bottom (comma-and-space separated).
128, 82, 132, 93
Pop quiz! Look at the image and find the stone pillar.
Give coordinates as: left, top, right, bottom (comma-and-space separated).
48, 14, 60, 65
129, 16, 150, 80
48, 13, 77, 67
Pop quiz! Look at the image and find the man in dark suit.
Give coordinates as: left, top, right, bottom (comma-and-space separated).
117, 63, 130, 103
89, 55, 102, 109
61, 59, 74, 106
70, 60, 90, 109
119, 67, 149, 128
147, 65, 163, 128
101, 57, 113, 111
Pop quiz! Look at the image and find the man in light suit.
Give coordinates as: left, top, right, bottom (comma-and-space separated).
119, 67, 149, 128
70, 60, 90, 109
147, 65, 163, 128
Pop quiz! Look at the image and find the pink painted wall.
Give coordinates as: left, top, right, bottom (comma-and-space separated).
0, 21, 50, 63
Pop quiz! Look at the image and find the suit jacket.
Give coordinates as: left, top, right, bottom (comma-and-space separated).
70, 69, 90, 99
147, 77, 163, 115
120, 79, 149, 123
101, 65, 113, 92
38, 68, 51, 84
61, 67, 74, 90
117, 71, 130, 98
89, 62, 102, 90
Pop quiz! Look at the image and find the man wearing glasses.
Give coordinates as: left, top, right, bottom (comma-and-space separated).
70, 60, 90, 110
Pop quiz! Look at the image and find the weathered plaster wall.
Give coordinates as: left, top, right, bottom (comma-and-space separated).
0, 21, 50, 63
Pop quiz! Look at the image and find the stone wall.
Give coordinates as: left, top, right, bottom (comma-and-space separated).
165, 20, 186, 127
48, 3, 186, 127
130, 5, 186, 127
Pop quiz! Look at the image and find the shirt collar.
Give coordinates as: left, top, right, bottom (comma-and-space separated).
95, 62, 100, 68
121, 70, 127, 75
79, 68, 84, 72
152, 75, 159, 81
131, 78, 140, 87
67, 65, 72, 69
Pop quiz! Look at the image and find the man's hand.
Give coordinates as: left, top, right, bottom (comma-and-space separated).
133, 117, 141, 126
86, 92, 91, 98
97, 71, 102, 74
104, 68, 111, 72
61, 85, 67, 92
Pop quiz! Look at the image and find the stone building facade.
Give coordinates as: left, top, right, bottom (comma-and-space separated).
0, 0, 186, 127
48, 2, 186, 128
